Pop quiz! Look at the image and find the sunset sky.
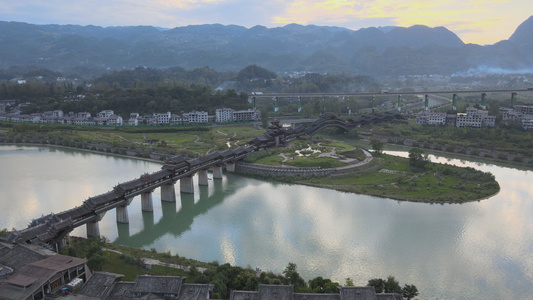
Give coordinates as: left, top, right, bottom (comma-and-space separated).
1, 0, 531, 45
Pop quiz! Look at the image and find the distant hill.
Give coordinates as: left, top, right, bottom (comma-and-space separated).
0, 17, 532, 77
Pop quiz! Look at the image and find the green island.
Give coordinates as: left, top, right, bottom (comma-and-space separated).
0, 120, 500, 203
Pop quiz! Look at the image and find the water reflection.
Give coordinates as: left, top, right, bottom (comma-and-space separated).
1, 145, 533, 299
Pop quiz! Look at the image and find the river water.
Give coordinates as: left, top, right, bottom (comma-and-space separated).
0, 145, 532, 299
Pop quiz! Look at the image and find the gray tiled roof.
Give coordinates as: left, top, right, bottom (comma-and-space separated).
78, 272, 124, 298
133, 275, 185, 294
179, 283, 213, 300
106, 282, 134, 300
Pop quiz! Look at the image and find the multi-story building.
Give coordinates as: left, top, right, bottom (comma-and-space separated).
513, 105, 533, 115
417, 107, 495, 128
153, 112, 171, 124
522, 115, 533, 130
97, 110, 114, 118
215, 108, 234, 123
170, 114, 186, 126
416, 111, 447, 125
128, 113, 140, 126
234, 108, 261, 122
456, 107, 495, 128
185, 111, 209, 124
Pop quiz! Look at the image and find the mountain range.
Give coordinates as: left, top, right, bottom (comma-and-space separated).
1, 16, 532, 78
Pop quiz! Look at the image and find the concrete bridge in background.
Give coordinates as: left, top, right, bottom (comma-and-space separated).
251, 88, 533, 113
5, 112, 406, 248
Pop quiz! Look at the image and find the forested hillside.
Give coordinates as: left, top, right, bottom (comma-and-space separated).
1, 17, 532, 77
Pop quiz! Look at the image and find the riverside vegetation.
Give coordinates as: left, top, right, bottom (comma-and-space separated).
57, 237, 418, 299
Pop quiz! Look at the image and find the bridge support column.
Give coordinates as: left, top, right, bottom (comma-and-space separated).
141, 192, 153, 212
116, 205, 129, 223
198, 169, 209, 186
161, 182, 176, 202
424, 94, 429, 111
180, 175, 194, 194
213, 165, 223, 179
397, 95, 402, 112
226, 162, 236, 172
87, 221, 100, 238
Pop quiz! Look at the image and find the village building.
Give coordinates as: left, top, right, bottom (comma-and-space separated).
0, 242, 89, 300
230, 284, 402, 300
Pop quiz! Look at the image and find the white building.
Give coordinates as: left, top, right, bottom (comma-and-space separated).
107, 115, 123, 126
97, 110, 114, 118
456, 107, 492, 128
416, 111, 447, 125
216, 108, 234, 123
185, 111, 209, 123
233, 108, 261, 122
170, 114, 186, 126
153, 112, 171, 124
128, 113, 140, 126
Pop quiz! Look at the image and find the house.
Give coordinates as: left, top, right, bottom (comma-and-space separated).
230, 284, 403, 300
416, 111, 446, 125
97, 110, 114, 118
107, 115, 123, 126
128, 113, 140, 126
216, 108, 235, 123
153, 112, 171, 124
185, 111, 209, 124
0, 242, 90, 300
71, 274, 213, 300
233, 109, 261, 122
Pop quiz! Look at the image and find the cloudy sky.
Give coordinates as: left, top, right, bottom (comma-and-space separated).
1, 0, 531, 45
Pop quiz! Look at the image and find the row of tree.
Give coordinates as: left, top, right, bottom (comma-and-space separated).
63, 238, 418, 299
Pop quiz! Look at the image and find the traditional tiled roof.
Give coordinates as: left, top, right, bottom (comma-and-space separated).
78, 272, 124, 298
178, 283, 213, 300
132, 275, 185, 294
106, 282, 134, 300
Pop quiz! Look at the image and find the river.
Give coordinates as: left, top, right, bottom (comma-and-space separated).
0, 144, 532, 299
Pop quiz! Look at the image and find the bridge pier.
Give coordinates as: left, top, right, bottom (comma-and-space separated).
161, 181, 177, 202
116, 197, 134, 223
180, 175, 194, 194
198, 169, 209, 186
213, 165, 223, 179
87, 221, 100, 238
141, 191, 154, 212
116, 205, 129, 223
226, 162, 235, 172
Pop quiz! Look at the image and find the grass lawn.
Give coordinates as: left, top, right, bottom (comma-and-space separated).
102, 251, 189, 281
296, 154, 500, 203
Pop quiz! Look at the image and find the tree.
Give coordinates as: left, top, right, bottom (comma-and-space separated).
402, 284, 419, 300
282, 262, 306, 290
370, 138, 384, 155
367, 278, 385, 293
384, 276, 402, 294
345, 277, 355, 287
408, 147, 428, 168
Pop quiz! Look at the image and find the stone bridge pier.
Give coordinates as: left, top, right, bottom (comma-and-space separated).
180, 175, 195, 194
161, 181, 177, 202
213, 165, 223, 179
87, 212, 106, 238
116, 197, 134, 223
198, 169, 209, 186
141, 190, 154, 212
